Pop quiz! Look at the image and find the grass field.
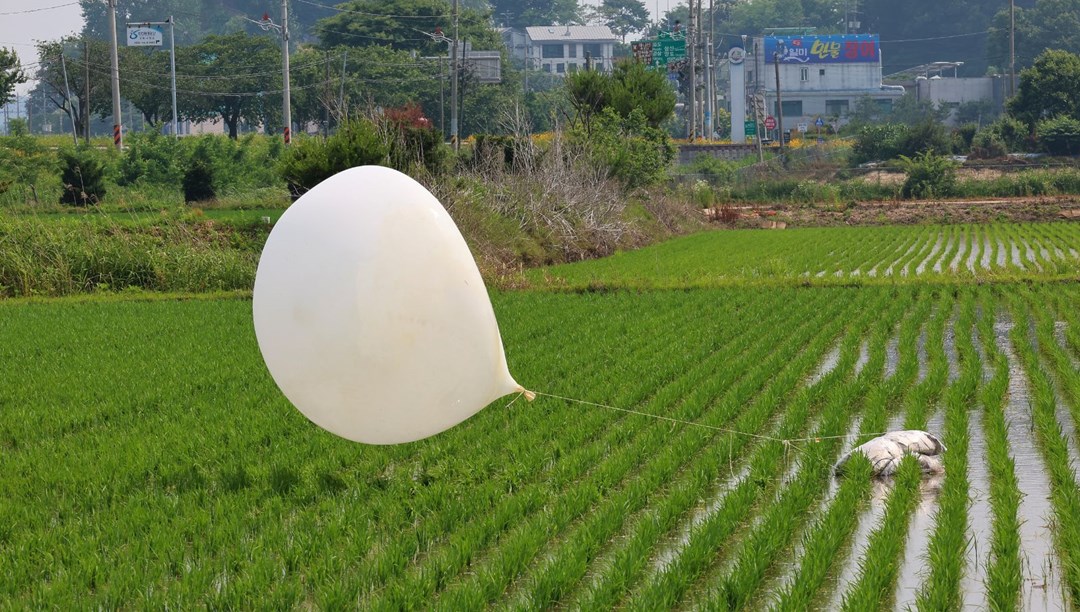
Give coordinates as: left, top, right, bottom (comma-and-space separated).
2, 223, 1079, 609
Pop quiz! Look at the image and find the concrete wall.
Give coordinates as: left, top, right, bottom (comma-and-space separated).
679, 143, 760, 164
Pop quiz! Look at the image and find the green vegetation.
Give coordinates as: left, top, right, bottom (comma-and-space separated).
2, 221, 1080, 608
528, 223, 1080, 289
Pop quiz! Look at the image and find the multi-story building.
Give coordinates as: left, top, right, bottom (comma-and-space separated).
523, 26, 617, 75
745, 33, 905, 130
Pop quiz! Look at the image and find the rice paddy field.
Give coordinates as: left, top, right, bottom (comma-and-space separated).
2, 221, 1080, 609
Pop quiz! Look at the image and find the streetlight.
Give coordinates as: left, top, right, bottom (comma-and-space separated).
421, 26, 460, 148
244, 4, 291, 144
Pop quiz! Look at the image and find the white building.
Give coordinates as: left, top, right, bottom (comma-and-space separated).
909, 63, 1005, 124
745, 33, 905, 130
524, 26, 617, 75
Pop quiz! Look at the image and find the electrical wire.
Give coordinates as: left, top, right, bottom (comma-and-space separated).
295, 0, 452, 20
0, 2, 79, 16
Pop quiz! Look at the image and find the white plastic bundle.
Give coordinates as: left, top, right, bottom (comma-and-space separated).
834, 430, 946, 477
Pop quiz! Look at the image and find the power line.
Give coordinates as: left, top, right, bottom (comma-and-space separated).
0, 2, 79, 16
295, 0, 451, 20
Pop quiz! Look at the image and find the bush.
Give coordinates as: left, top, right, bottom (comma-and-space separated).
951, 123, 979, 153
685, 154, 738, 185
59, 147, 109, 206
970, 129, 1007, 159
381, 103, 452, 175
851, 123, 908, 164
278, 118, 389, 197
1038, 115, 1080, 155
183, 158, 216, 203
897, 120, 950, 157
986, 116, 1029, 152
898, 150, 958, 199
116, 129, 182, 187
576, 108, 676, 189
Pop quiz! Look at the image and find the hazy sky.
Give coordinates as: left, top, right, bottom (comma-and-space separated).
1, 1, 85, 94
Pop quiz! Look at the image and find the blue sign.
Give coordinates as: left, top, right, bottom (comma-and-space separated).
765, 35, 879, 64
815, 117, 825, 127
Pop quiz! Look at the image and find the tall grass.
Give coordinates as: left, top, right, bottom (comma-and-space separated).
0, 214, 256, 296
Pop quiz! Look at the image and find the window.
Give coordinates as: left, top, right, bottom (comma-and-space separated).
825, 99, 849, 116
819, 68, 826, 76
800, 67, 809, 82
568, 44, 577, 58
556, 63, 565, 73
582, 43, 603, 59
568, 62, 578, 73
775, 100, 803, 117
542, 44, 564, 58
543, 63, 552, 73
874, 98, 893, 112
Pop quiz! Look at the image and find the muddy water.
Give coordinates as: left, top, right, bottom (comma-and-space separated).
949, 230, 968, 272
885, 333, 901, 380
1010, 239, 1026, 269
894, 410, 946, 610
996, 238, 1008, 268
945, 318, 960, 383
824, 479, 894, 610
916, 325, 929, 384
767, 417, 865, 602
1021, 239, 1040, 270
966, 232, 981, 273
963, 328, 994, 611
809, 344, 843, 386
933, 232, 954, 274
1053, 322, 1079, 371
855, 341, 871, 377
884, 240, 920, 277
915, 233, 944, 276
649, 461, 751, 574
994, 316, 1065, 611
963, 409, 993, 610
981, 235, 993, 270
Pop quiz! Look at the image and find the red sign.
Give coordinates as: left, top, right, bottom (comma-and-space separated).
764, 116, 777, 130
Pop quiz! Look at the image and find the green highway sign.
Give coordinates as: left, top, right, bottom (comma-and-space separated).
745, 120, 757, 136
632, 37, 687, 69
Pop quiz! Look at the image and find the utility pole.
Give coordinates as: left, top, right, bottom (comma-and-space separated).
687, 0, 696, 140
339, 49, 348, 123
60, 51, 78, 146
324, 50, 330, 137
282, 0, 292, 144
1009, 0, 1016, 97
774, 51, 784, 155
84, 39, 90, 144
169, 16, 177, 138
450, 0, 460, 149
705, 0, 714, 139
107, 0, 122, 149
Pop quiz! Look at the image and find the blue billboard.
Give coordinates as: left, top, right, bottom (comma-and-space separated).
765, 34, 879, 64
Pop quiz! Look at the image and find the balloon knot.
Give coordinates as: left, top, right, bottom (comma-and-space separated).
522, 389, 537, 402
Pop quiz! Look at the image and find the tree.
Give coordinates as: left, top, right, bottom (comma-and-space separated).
565, 60, 675, 131
34, 37, 113, 139
608, 60, 675, 128
489, 0, 583, 28
593, 0, 650, 42
1008, 49, 1080, 129
177, 32, 281, 138
565, 69, 609, 132
79, 0, 339, 46
315, 0, 498, 54
121, 48, 174, 125
1, 47, 26, 106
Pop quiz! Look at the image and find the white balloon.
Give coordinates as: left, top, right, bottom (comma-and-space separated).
253, 166, 526, 445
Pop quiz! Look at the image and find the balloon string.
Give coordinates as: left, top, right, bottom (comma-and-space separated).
524, 390, 891, 445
